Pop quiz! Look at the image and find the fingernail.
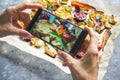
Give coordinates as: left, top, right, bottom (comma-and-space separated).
58, 52, 65, 62
22, 36, 33, 41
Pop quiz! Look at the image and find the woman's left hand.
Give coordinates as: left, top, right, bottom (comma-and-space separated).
0, 3, 41, 37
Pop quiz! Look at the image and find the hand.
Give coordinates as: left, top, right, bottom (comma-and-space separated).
0, 3, 42, 37
58, 26, 99, 80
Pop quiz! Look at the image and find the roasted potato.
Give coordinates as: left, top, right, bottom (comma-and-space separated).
30, 38, 44, 48
44, 43, 57, 58
108, 15, 117, 25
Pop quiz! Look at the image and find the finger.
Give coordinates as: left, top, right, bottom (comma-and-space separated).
58, 51, 75, 66
6, 3, 42, 15
84, 26, 98, 52
76, 52, 85, 58
16, 29, 32, 37
10, 27, 32, 37
84, 26, 98, 46
62, 62, 68, 67
82, 26, 99, 67
78, 40, 89, 53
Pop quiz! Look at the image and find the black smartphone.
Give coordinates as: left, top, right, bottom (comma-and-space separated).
27, 8, 88, 56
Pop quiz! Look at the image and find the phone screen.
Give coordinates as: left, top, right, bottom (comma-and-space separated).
29, 9, 85, 53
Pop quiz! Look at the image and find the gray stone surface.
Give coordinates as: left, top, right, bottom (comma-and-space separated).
104, 34, 120, 80
0, 41, 72, 80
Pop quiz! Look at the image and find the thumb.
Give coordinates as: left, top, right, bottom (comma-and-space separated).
58, 51, 75, 66
11, 27, 32, 37
84, 26, 98, 48
84, 26, 98, 54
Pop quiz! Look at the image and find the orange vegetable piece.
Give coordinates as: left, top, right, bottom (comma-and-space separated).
57, 25, 66, 35
71, 1, 95, 9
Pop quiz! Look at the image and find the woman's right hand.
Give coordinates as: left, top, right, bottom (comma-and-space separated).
59, 26, 99, 80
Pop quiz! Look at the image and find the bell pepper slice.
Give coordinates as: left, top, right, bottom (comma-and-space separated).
71, 1, 95, 9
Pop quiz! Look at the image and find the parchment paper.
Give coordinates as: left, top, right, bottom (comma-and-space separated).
0, 0, 120, 80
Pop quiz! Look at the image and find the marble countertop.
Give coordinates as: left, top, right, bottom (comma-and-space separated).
0, 41, 72, 80
0, 0, 120, 80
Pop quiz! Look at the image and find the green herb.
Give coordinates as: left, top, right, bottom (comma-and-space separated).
31, 13, 35, 18
58, 0, 62, 4
47, 4, 54, 11
83, 21, 88, 25
48, 32, 66, 49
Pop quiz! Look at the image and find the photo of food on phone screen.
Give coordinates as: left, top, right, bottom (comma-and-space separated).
29, 9, 86, 53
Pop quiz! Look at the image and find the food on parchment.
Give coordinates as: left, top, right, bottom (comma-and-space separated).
101, 30, 111, 49
30, 38, 43, 48
45, 43, 57, 58
21, 0, 117, 58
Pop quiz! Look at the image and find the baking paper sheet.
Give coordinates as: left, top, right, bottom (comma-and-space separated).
0, 0, 120, 80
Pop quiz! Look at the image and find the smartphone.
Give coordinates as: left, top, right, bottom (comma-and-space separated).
27, 8, 88, 56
